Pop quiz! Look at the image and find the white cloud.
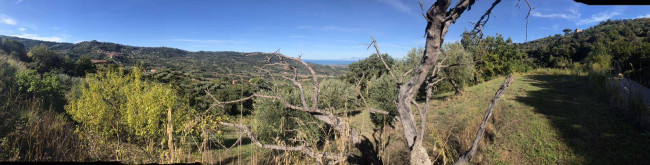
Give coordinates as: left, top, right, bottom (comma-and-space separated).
377, 0, 411, 13
531, 5, 581, 20
531, 11, 578, 19
16, 0, 23, 4
1, 14, 17, 25
637, 14, 650, 18
11, 34, 63, 42
168, 39, 244, 44
18, 27, 26, 32
578, 12, 620, 25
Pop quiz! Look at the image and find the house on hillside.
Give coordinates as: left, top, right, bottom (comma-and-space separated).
575, 29, 582, 33
90, 60, 112, 65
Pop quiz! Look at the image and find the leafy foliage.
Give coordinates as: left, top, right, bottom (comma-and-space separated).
367, 75, 397, 128
342, 53, 394, 86
463, 33, 532, 82
318, 78, 359, 112
253, 85, 324, 145
65, 67, 189, 144
15, 70, 67, 112
441, 42, 475, 90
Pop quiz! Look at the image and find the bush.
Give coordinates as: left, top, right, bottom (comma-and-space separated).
15, 69, 67, 112
367, 75, 398, 128
65, 67, 189, 145
0, 57, 90, 161
253, 85, 324, 146
441, 42, 475, 91
318, 78, 359, 112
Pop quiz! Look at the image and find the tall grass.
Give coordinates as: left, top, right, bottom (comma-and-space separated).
0, 55, 91, 161
586, 62, 650, 129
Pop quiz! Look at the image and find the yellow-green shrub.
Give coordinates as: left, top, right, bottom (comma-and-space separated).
65, 67, 188, 144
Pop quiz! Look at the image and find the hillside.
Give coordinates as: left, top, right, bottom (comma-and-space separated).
428, 69, 650, 164
0, 35, 348, 78
520, 18, 650, 85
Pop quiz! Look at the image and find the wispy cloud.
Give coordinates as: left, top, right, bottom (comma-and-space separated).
637, 14, 650, 18
377, 0, 411, 13
1, 14, 17, 25
297, 25, 370, 33
18, 27, 26, 32
531, 6, 580, 20
577, 12, 620, 25
16, 0, 23, 4
167, 39, 245, 44
11, 34, 63, 42
531, 11, 579, 19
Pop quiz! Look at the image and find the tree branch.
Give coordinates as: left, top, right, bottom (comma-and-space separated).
220, 122, 340, 161
370, 36, 399, 83
455, 75, 514, 165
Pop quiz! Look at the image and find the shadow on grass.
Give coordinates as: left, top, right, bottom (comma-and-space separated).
515, 74, 650, 164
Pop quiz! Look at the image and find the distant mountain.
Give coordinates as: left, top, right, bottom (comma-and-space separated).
0, 35, 348, 78
304, 59, 357, 65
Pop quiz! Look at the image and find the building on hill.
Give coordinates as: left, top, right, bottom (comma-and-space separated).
90, 60, 111, 65
575, 29, 582, 33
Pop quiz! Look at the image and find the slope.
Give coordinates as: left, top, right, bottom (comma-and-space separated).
423, 69, 650, 164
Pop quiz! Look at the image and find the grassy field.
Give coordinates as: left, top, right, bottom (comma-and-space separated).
422, 69, 650, 164
214, 68, 650, 164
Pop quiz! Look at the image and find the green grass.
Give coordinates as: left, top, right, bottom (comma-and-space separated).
424, 69, 650, 164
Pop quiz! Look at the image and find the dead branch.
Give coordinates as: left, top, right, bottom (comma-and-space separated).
208, 50, 367, 163
219, 122, 340, 161
455, 75, 514, 165
369, 36, 399, 83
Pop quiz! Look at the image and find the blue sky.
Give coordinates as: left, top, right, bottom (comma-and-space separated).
0, 0, 648, 60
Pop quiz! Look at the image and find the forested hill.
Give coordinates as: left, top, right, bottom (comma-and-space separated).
0, 35, 347, 78
520, 18, 650, 84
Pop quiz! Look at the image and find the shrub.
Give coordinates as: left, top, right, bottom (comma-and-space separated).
253, 85, 324, 146
441, 42, 476, 90
15, 69, 67, 112
65, 67, 189, 145
367, 75, 398, 128
318, 78, 359, 112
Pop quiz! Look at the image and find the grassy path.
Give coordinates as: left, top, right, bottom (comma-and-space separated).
426, 69, 650, 164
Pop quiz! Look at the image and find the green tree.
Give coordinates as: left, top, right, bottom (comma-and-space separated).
74, 56, 95, 76
441, 42, 475, 94
342, 53, 394, 86
367, 75, 397, 128
318, 78, 359, 112
252, 85, 324, 145
28, 45, 63, 73
563, 28, 572, 36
